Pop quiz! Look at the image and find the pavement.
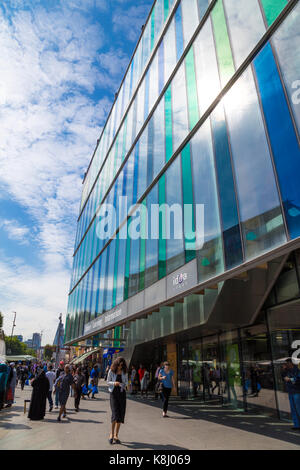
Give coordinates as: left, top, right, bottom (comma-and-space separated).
0, 383, 300, 450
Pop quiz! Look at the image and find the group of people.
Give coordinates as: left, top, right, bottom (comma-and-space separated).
1, 356, 176, 445
28, 361, 101, 421
0, 361, 17, 411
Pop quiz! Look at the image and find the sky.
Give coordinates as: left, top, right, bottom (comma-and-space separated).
0, 0, 152, 346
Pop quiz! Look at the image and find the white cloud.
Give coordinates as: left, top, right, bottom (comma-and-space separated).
0, 219, 30, 244
0, 0, 151, 345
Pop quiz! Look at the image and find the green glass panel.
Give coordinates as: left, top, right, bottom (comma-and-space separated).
124, 221, 131, 300
165, 86, 173, 162
181, 144, 196, 261
159, 176, 167, 279
139, 199, 147, 291
185, 48, 199, 130
112, 234, 119, 307
151, 7, 156, 50
211, 0, 235, 87
261, 0, 288, 26
164, 0, 169, 21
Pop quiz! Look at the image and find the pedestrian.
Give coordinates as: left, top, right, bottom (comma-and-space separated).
54, 360, 65, 409
55, 364, 75, 422
74, 366, 85, 412
5, 363, 17, 408
282, 359, 300, 430
19, 365, 28, 391
138, 364, 145, 396
140, 368, 150, 397
28, 369, 50, 421
107, 357, 128, 445
154, 363, 163, 400
0, 362, 9, 411
130, 366, 139, 395
46, 364, 56, 412
90, 363, 100, 387
158, 361, 175, 418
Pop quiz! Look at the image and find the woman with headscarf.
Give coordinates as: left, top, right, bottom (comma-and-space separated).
0, 362, 9, 411
28, 369, 50, 420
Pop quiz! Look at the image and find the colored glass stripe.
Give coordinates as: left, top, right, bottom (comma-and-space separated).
139, 199, 147, 291
254, 42, 300, 239
185, 48, 200, 130
112, 234, 119, 308
211, 109, 243, 269
175, 2, 184, 62
165, 86, 173, 162
164, 0, 169, 21
211, 0, 235, 87
260, 0, 288, 26
132, 143, 139, 206
124, 221, 131, 300
158, 175, 167, 279
181, 143, 196, 261
198, 0, 209, 20
151, 6, 156, 51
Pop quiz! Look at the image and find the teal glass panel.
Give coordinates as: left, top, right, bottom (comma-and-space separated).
211, 0, 235, 87
261, 0, 288, 26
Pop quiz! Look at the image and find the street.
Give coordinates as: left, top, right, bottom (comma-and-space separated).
0, 382, 300, 450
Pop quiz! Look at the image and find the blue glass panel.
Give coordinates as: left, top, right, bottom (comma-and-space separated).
175, 2, 184, 62
254, 42, 300, 239
211, 105, 243, 269
198, 0, 209, 19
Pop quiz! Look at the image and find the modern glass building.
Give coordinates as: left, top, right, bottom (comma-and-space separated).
65, 0, 300, 420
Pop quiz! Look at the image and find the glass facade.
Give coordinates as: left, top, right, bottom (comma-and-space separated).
66, 0, 300, 382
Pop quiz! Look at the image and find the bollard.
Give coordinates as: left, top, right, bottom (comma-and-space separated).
24, 399, 30, 414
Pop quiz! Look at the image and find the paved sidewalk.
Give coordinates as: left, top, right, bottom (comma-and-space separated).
0, 383, 300, 450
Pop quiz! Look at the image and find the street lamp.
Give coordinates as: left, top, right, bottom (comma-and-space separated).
7, 311, 17, 355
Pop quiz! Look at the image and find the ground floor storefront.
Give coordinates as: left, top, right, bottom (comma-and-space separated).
128, 252, 300, 423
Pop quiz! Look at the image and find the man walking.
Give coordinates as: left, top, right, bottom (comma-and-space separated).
54, 361, 64, 409
46, 364, 56, 412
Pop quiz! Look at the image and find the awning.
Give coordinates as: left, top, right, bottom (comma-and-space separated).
71, 348, 101, 365
5, 355, 36, 362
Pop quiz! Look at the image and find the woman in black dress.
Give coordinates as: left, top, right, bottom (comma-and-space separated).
28, 370, 49, 420
106, 357, 128, 444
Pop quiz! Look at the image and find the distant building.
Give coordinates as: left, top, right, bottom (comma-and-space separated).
24, 339, 33, 349
32, 333, 41, 350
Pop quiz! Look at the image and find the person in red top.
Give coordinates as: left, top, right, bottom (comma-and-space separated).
138, 364, 145, 397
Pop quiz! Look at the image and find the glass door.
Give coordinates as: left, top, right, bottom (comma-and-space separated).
202, 335, 221, 403
241, 322, 277, 417
219, 330, 243, 409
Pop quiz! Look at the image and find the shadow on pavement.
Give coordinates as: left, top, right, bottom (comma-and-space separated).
100, 387, 300, 447
117, 441, 187, 451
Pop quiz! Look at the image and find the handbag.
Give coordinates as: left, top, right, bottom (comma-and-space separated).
6, 387, 13, 402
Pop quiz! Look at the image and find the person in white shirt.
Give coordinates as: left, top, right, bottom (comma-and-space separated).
46, 364, 56, 412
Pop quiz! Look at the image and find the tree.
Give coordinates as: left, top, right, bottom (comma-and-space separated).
0, 311, 3, 329
44, 344, 56, 361
4, 335, 36, 357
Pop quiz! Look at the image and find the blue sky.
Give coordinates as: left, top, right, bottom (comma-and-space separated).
0, 0, 152, 345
